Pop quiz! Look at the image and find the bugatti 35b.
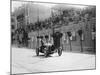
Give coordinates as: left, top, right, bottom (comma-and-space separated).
36, 32, 63, 57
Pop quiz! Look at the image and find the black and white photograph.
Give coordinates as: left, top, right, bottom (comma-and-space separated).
11, 0, 96, 74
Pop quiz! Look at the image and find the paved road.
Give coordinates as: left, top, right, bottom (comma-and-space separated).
11, 47, 95, 74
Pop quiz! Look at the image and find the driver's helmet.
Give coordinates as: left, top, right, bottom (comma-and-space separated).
45, 35, 49, 39
37, 36, 40, 39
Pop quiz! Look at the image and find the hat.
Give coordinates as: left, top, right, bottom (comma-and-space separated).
37, 36, 40, 39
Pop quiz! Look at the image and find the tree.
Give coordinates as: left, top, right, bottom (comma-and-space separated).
67, 31, 72, 51
78, 29, 83, 52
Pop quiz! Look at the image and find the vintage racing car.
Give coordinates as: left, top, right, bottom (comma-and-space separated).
36, 32, 63, 57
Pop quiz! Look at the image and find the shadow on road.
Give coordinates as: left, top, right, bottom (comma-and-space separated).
32, 54, 53, 59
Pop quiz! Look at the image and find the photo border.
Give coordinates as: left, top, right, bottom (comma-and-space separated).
10, 0, 96, 75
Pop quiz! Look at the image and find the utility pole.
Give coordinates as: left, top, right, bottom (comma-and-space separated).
37, 7, 39, 35
51, 9, 54, 34
37, 7, 40, 48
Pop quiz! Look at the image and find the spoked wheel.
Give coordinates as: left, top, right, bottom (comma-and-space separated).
44, 50, 48, 57
36, 48, 39, 56
58, 47, 62, 56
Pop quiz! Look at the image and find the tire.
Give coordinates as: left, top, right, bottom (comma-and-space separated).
44, 47, 49, 57
36, 48, 39, 56
44, 50, 48, 57
58, 47, 62, 56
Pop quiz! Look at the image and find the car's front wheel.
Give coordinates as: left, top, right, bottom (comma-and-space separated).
36, 48, 39, 56
44, 50, 48, 57
44, 47, 49, 57
58, 47, 62, 56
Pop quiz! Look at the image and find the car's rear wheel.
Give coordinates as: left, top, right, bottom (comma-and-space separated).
36, 48, 39, 56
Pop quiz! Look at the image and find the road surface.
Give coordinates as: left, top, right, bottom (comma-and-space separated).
11, 47, 95, 74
